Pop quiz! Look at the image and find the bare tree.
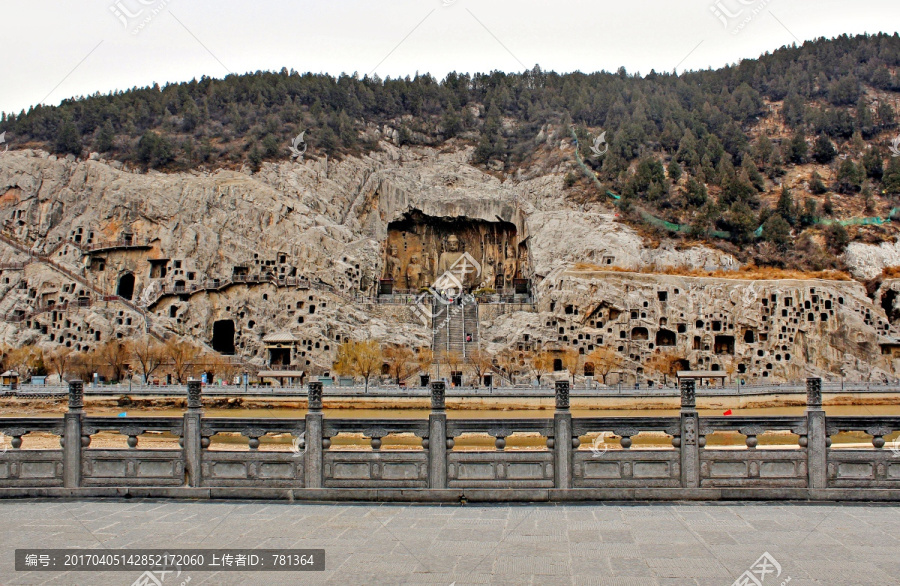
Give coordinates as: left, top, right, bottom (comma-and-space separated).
383, 344, 415, 385
440, 350, 464, 385
586, 346, 622, 386
207, 354, 240, 384
495, 349, 520, 384
70, 351, 100, 382
334, 340, 383, 392
646, 350, 683, 386
527, 350, 553, 385
98, 340, 130, 382
130, 336, 165, 383
46, 347, 74, 383
415, 347, 433, 380
164, 339, 202, 384
467, 348, 494, 387
560, 348, 580, 384
6, 345, 44, 382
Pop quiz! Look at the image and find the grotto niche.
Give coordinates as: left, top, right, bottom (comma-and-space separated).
381, 211, 528, 293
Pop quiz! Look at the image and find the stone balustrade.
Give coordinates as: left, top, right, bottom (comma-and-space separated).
1, 378, 899, 501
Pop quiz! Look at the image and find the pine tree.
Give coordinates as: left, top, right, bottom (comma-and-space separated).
94, 121, 115, 153
55, 120, 82, 156
761, 214, 791, 250
812, 135, 836, 164
809, 171, 827, 194
776, 185, 796, 225
884, 157, 900, 194
836, 159, 863, 193
786, 130, 808, 164
862, 148, 884, 181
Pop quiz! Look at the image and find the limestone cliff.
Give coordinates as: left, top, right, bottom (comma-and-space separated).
0, 144, 896, 383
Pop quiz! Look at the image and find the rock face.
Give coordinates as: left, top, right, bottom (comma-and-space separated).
0, 145, 897, 383
499, 269, 896, 384
843, 240, 900, 280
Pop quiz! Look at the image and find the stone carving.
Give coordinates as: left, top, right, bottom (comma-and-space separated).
683, 416, 697, 445
406, 256, 424, 290
438, 235, 465, 279
385, 245, 402, 283
68, 380, 84, 411
806, 377, 822, 408
680, 379, 696, 409
308, 382, 323, 411
430, 381, 446, 411
555, 381, 570, 411
187, 381, 202, 410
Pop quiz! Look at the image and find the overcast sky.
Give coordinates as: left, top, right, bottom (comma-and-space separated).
1, 0, 896, 115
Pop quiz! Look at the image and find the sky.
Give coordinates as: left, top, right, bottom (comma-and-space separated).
0, 0, 897, 115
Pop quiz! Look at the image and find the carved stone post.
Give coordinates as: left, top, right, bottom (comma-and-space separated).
554, 380, 573, 490
679, 378, 700, 489
63, 380, 84, 488
428, 381, 448, 489
183, 380, 203, 488
806, 377, 827, 489
305, 382, 324, 489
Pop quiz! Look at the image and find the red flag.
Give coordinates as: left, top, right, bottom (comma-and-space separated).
723, 409, 733, 416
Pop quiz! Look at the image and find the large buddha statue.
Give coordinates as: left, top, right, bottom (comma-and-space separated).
437, 234, 478, 288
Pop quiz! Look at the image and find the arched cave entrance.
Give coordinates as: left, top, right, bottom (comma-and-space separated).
631, 327, 649, 341
655, 329, 676, 346
117, 273, 135, 301
212, 320, 235, 355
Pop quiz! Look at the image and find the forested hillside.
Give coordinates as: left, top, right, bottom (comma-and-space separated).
3, 33, 900, 270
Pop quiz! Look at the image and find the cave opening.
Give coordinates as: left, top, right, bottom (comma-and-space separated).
381, 210, 527, 294
655, 329, 676, 346
116, 273, 135, 300
882, 289, 899, 323
212, 320, 235, 355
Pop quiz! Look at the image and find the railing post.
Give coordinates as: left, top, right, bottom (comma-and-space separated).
305, 382, 324, 489
428, 381, 448, 489
63, 380, 84, 488
679, 379, 700, 489
806, 377, 827, 489
183, 380, 203, 488
554, 380, 572, 490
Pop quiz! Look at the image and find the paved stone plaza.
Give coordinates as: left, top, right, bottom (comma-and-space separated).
0, 499, 898, 585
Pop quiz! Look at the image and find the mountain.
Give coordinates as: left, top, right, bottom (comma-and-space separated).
2, 34, 900, 384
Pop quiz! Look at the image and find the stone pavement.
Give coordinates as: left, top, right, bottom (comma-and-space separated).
0, 499, 897, 585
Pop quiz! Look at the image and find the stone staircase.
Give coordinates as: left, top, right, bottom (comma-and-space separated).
432, 299, 478, 358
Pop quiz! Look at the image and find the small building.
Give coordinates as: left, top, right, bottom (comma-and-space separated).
1, 370, 19, 389
258, 370, 305, 388
263, 331, 300, 367
676, 370, 727, 388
